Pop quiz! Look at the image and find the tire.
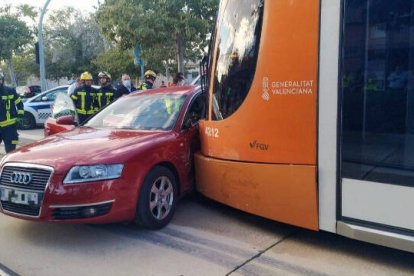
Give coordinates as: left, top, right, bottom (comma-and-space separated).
18, 112, 36, 130
135, 166, 177, 229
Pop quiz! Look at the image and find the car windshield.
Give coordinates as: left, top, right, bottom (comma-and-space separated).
85, 93, 187, 131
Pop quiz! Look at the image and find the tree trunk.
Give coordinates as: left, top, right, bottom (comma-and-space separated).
176, 34, 185, 74
7, 59, 17, 87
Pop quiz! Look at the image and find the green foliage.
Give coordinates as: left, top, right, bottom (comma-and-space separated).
0, 14, 32, 60
95, 0, 218, 73
17, 4, 38, 25
0, 1, 218, 84
44, 8, 107, 80
92, 47, 138, 81
13, 51, 39, 84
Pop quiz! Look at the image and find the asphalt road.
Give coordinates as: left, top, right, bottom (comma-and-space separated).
0, 129, 413, 276
0, 128, 43, 156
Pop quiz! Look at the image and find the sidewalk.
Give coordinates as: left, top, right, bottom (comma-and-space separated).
0, 130, 44, 158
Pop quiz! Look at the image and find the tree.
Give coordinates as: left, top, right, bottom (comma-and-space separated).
44, 8, 108, 81
0, 10, 32, 86
17, 4, 39, 27
95, 0, 218, 74
12, 51, 39, 86
92, 47, 138, 82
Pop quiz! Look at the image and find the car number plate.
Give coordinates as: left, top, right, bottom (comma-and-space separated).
0, 187, 40, 206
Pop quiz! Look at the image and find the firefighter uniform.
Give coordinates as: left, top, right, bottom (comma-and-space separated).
71, 85, 98, 124
0, 84, 24, 153
164, 97, 183, 115
96, 71, 117, 112
96, 85, 116, 111
71, 72, 98, 124
138, 81, 154, 91
138, 70, 157, 90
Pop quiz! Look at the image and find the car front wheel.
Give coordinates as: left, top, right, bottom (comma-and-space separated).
18, 112, 36, 130
135, 166, 177, 229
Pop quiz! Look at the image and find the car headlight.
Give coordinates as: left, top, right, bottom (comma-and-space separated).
63, 164, 124, 184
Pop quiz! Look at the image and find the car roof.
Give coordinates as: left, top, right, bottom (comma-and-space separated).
128, 85, 199, 98
24, 85, 69, 102
37, 85, 69, 96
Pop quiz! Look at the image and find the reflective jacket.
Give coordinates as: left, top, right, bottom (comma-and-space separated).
164, 97, 184, 115
0, 85, 24, 127
71, 85, 98, 116
96, 85, 116, 111
138, 81, 154, 91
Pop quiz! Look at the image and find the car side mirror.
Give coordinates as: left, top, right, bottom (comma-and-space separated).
42, 96, 48, 101
56, 115, 75, 125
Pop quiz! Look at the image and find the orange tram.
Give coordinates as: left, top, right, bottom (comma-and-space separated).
195, 0, 414, 253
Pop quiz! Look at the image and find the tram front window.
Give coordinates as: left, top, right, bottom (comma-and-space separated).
211, 0, 264, 120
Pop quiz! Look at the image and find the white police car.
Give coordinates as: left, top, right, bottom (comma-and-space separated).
19, 85, 69, 129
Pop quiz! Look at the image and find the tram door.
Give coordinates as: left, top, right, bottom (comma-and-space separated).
340, 0, 414, 233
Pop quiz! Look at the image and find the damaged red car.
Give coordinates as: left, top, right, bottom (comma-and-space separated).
0, 86, 204, 229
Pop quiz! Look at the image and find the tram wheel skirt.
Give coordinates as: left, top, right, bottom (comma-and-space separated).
194, 153, 319, 230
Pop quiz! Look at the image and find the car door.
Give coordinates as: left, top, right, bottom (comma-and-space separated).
28, 87, 68, 125
44, 93, 78, 136
177, 93, 204, 190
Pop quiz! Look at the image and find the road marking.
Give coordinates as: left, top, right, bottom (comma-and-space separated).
0, 263, 19, 276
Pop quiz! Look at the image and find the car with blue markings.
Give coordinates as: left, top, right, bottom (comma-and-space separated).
19, 85, 69, 130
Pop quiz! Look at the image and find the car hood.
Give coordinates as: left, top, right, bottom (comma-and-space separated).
3, 127, 170, 171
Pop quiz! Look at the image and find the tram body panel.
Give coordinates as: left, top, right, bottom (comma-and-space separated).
197, 0, 320, 229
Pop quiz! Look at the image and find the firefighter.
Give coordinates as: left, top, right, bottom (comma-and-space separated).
164, 96, 184, 115
138, 70, 157, 90
71, 72, 98, 124
96, 71, 116, 112
0, 71, 24, 153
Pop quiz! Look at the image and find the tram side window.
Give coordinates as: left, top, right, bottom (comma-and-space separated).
211, 0, 264, 121
341, 0, 414, 186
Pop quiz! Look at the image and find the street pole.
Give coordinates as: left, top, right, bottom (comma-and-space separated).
140, 60, 145, 81
38, 0, 52, 92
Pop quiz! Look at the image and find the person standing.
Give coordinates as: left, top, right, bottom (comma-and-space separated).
68, 78, 83, 96
116, 74, 136, 97
138, 70, 157, 90
96, 71, 117, 112
71, 72, 98, 124
0, 71, 24, 153
171, 72, 185, 86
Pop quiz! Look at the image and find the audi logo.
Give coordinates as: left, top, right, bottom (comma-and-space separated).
10, 171, 33, 185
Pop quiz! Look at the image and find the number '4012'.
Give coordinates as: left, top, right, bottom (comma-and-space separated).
205, 127, 219, 138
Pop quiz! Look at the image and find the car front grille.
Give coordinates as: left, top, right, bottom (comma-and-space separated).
0, 166, 52, 191
0, 163, 53, 217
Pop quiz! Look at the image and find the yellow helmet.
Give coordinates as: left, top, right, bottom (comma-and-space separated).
144, 70, 156, 79
98, 71, 111, 80
80, 72, 93, 81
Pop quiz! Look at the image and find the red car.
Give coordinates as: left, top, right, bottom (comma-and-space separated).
0, 86, 204, 229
